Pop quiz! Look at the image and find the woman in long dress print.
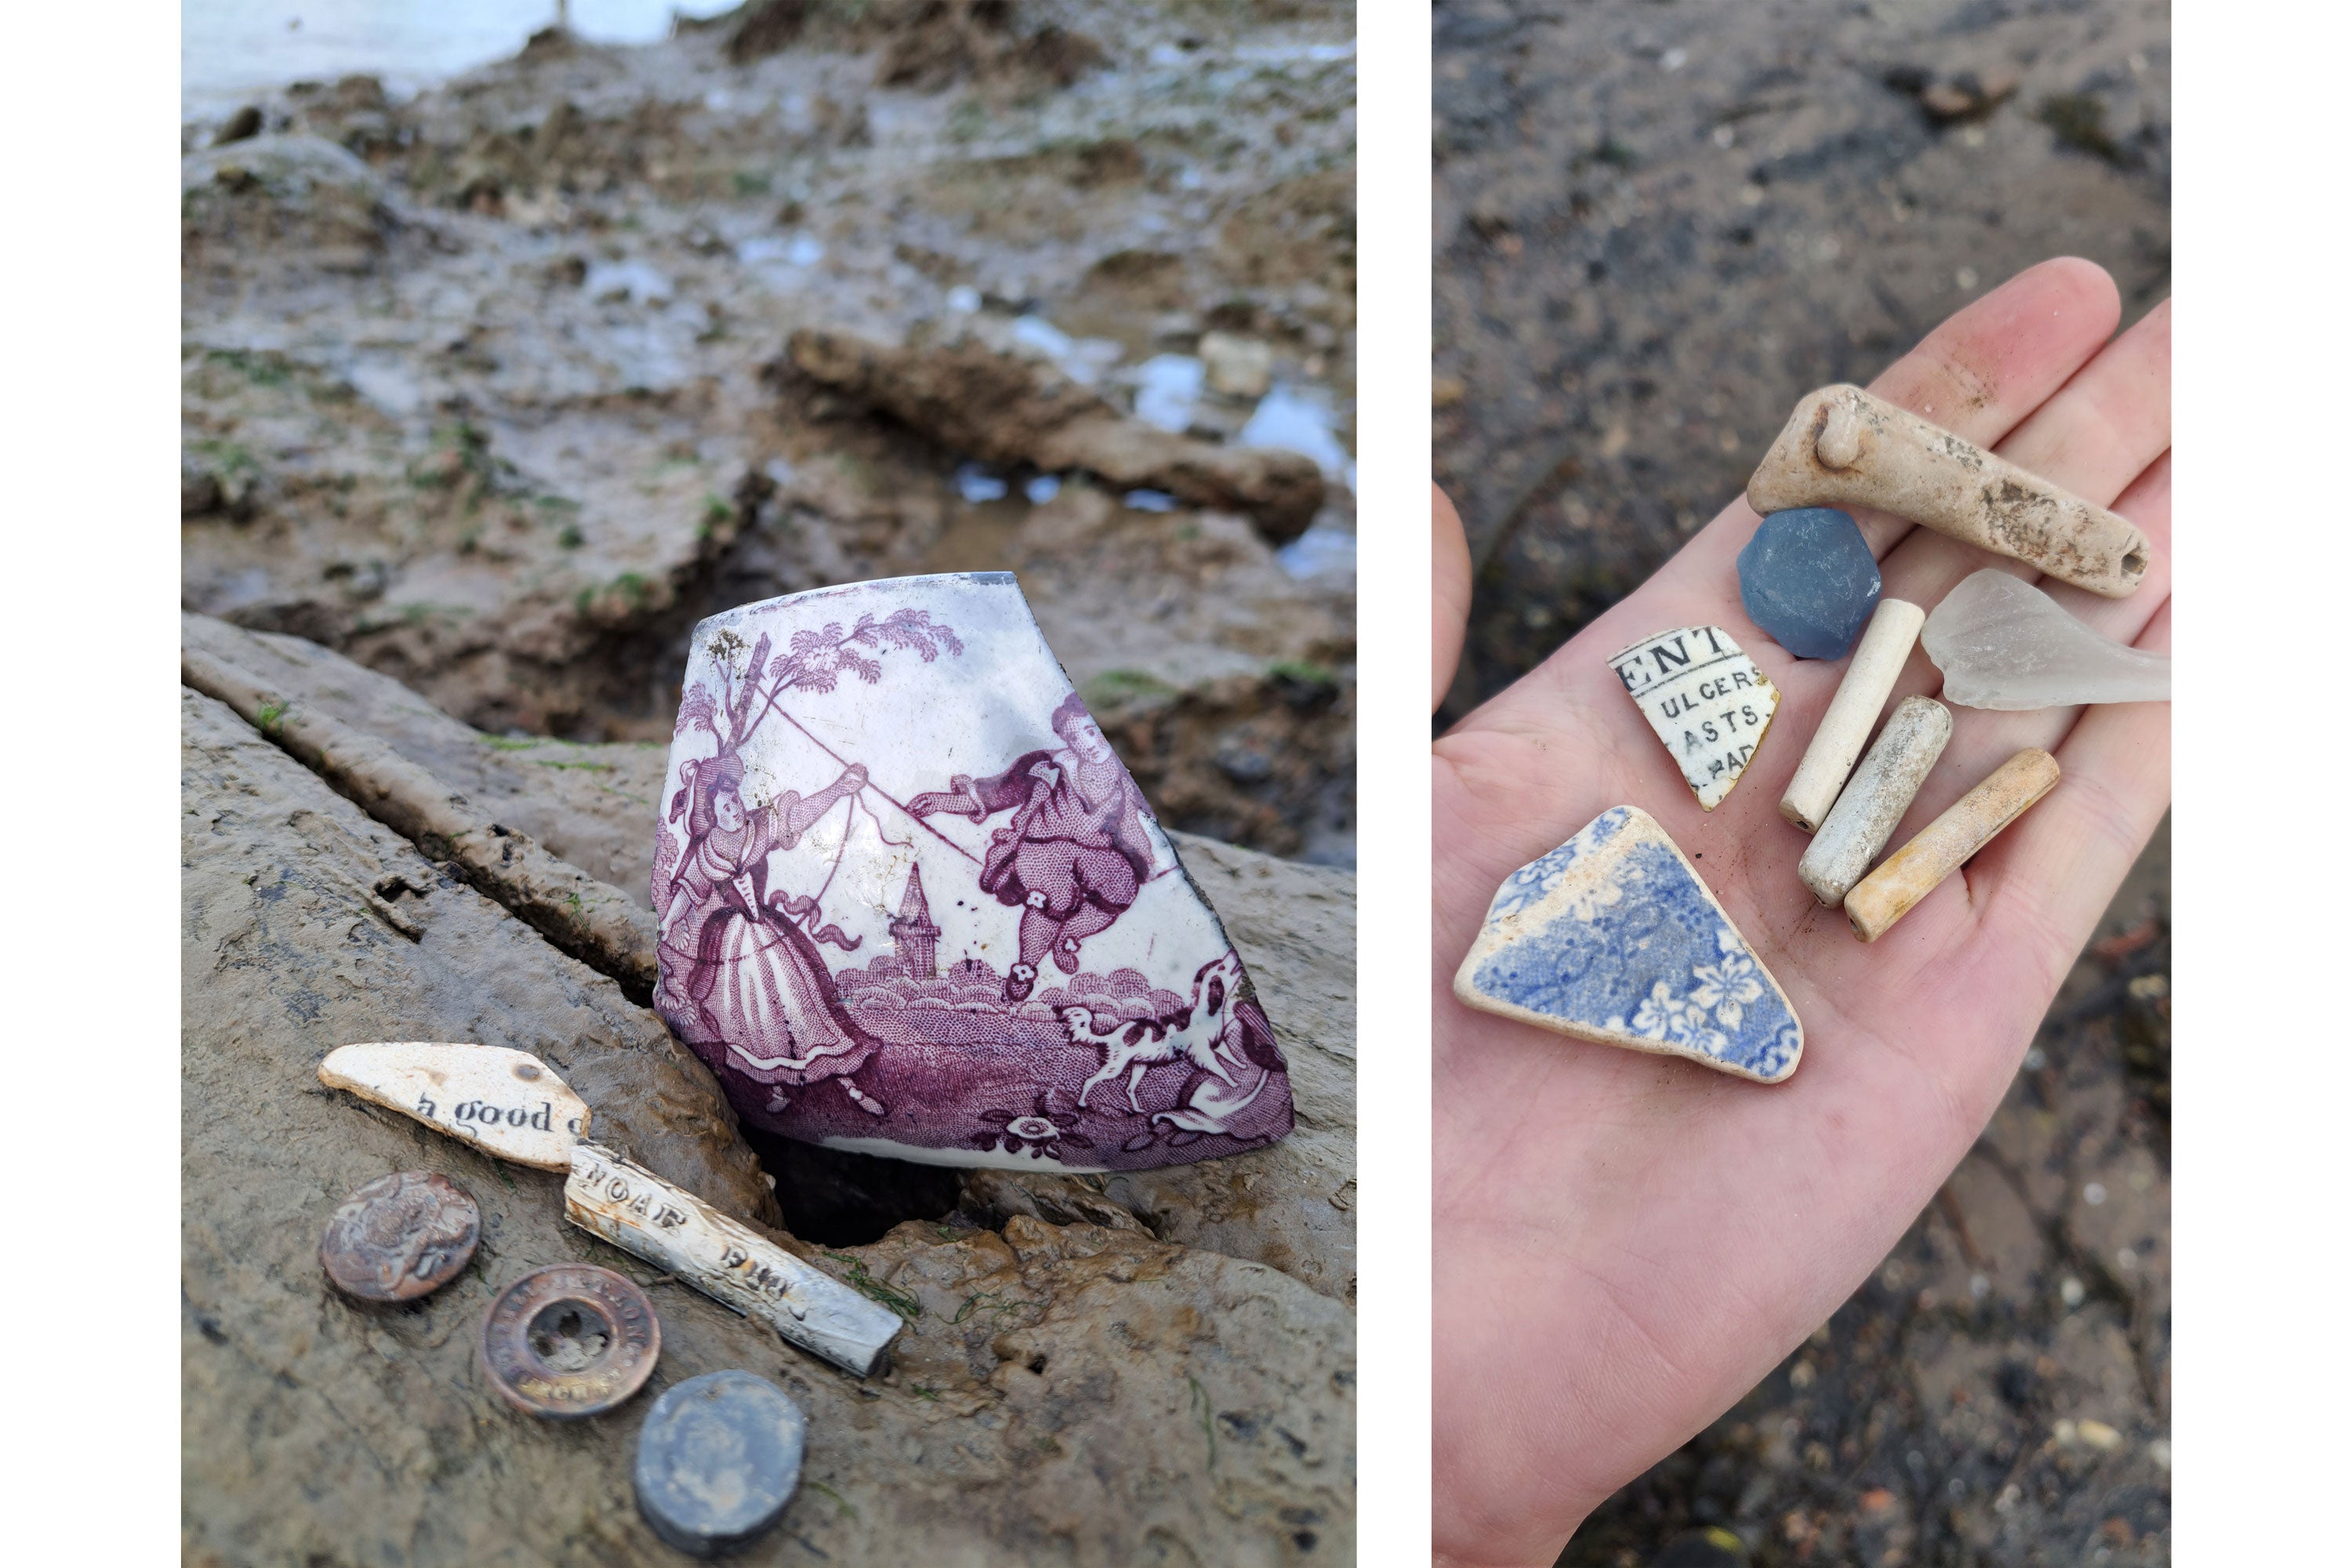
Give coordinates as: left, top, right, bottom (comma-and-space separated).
653, 748, 891, 1120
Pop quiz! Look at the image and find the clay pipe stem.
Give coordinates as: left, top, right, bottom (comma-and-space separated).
1843, 747, 2060, 941
1748, 383, 2151, 598
1797, 695, 1952, 907
1780, 597, 1928, 832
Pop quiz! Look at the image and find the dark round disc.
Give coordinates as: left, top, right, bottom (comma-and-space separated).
479, 1264, 660, 1420
319, 1171, 480, 1302
633, 1370, 808, 1558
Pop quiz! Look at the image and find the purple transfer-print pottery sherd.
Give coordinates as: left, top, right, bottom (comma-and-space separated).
652, 572, 1294, 1173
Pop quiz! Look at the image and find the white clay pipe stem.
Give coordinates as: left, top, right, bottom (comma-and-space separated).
1748, 384, 2151, 598
1843, 747, 2060, 942
1797, 695, 1952, 906
1780, 598, 1928, 832
565, 1142, 904, 1377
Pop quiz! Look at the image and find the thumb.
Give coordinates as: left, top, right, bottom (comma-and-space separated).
1432, 484, 1472, 712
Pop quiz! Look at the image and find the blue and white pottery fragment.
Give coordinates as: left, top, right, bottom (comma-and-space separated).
652, 572, 1293, 1172
1452, 806, 1803, 1083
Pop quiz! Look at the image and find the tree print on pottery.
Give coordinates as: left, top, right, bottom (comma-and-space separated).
652, 572, 1294, 1171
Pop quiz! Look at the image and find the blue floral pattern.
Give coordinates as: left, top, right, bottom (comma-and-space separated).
1462, 808, 1802, 1082
1486, 807, 1632, 921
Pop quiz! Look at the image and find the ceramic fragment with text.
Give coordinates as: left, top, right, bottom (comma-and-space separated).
652, 572, 1293, 1173
318, 1042, 590, 1171
565, 1142, 902, 1377
1609, 626, 1781, 809
1453, 806, 1802, 1083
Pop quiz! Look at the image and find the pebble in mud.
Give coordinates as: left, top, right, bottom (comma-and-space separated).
633, 1370, 808, 1559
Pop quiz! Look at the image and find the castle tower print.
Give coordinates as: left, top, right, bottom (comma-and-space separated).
889, 864, 941, 982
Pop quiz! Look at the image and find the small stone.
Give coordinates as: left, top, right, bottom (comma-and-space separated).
1737, 508, 1882, 659
1607, 626, 1780, 809
1922, 568, 2171, 710
1452, 806, 1803, 1083
633, 1370, 808, 1559
565, 1142, 903, 1377
1199, 331, 1275, 398
318, 1042, 590, 1171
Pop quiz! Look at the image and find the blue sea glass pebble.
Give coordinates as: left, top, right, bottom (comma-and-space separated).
1737, 507, 1881, 660
633, 1370, 808, 1559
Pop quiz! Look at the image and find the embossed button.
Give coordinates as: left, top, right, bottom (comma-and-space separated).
633, 1370, 808, 1559
479, 1264, 660, 1419
319, 1170, 480, 1302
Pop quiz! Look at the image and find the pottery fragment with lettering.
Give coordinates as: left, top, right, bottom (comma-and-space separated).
565, 1142, 903, 1377
1608, 626, 1781, 810
652, 572, 1294, 1173
1453, 806, 1802, 1083
318, 1042, 590, 1171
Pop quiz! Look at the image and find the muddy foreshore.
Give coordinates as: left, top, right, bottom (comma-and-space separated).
183, 0, 1358, 864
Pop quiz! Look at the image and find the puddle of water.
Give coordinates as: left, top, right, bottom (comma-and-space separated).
1238, 384, 1356, 489
1010, 315, 1122, 386
1277, 521, 1357, 583
582, 258, 674, 305
1132, 354, 1204, 434
181, 0, 735, 116
953, 463, 1010, 504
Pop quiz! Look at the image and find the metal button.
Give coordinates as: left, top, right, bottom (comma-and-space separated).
633, 1370, 808, 1557
479, 1263, 660, 1419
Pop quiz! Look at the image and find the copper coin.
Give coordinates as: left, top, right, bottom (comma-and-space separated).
479, 1264, 661, 1420
320, 1171, 480, 1302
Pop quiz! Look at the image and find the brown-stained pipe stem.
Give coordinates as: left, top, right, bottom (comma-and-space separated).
1843, 747, 2060, 941
1748, 384, 2150, 597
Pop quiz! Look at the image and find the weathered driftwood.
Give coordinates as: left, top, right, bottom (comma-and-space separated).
785, 327, 1326, 539
1844, 746, 2060, 941
564, 1142, 904, 1377
318, 1042, 591, 1171
1797, 696, 1952, 907
1780, 597, 1928, 832
181, 642, 660, 1000
1748, 384, 2150, 598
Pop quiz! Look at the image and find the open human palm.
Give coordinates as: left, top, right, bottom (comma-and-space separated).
1431, 259, 2172, 1567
